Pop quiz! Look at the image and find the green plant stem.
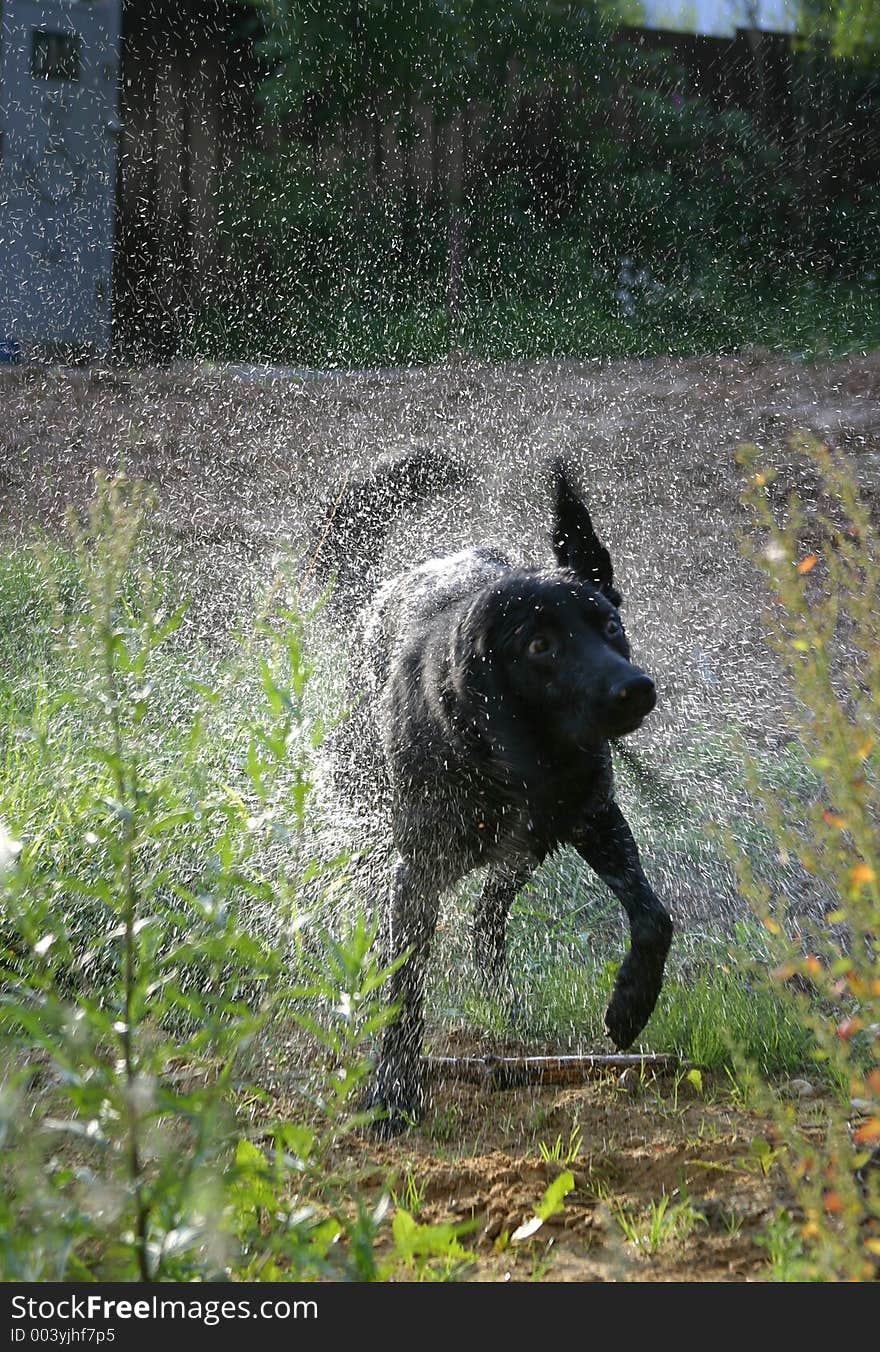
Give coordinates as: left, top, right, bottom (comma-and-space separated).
102, 620, 151, 1283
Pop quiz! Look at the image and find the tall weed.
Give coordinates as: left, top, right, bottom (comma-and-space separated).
738, 437, 880, 1280
0, 476, 400, 1280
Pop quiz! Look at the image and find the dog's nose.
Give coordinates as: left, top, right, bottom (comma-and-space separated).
611, 674, 656, 714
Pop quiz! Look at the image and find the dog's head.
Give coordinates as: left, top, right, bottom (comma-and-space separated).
451, 570, 656, 749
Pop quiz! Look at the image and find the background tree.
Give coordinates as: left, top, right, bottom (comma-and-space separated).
801, 0, 880, 61
210, 1, 879, 367
237, 1, 618, 324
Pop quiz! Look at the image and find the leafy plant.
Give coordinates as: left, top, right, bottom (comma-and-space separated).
737, 436, 880, 1280
0, 475, 404, 1281
756, 1212, 811, 1282
389, 1210, 476, 1281
510, 1169, 575, 1243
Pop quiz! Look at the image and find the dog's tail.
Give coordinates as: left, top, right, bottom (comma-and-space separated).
302, 448, 467, 609
549, 457, 622, 606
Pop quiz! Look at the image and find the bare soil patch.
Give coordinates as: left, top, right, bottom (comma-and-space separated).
325, 1044, 815, 1283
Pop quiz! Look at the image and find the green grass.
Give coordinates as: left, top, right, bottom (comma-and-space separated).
189, 269, 880, 370
612, 1191, 707, 1254
429, 941, 815, 1077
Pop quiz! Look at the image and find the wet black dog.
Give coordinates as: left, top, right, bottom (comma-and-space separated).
314, 457, 673, 1135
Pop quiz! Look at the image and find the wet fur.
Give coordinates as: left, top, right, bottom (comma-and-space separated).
321, 457, 673, 1135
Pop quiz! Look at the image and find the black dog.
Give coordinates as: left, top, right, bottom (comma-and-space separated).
315, 457, 673, 1135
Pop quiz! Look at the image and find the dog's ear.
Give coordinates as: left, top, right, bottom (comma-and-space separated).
549, 458, 622, 606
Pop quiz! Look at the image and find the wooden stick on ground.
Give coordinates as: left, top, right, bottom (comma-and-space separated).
424, 1053, 677, 1089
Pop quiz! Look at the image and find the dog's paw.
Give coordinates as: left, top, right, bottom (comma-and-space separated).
604, 945, 667, 1049
368, 1105, 420, 1140
604, 989, 648, 1050
360, 1083, 422, 1139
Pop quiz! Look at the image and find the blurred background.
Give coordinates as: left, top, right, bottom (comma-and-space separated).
1, 0, 878, 367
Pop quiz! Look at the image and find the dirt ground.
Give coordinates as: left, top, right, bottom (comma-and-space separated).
335, 1052, 814, 1282
3, 350, 879, 1281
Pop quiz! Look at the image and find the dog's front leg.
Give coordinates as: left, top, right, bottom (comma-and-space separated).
366, 856, 440, 1137
574, 802, 673, 1049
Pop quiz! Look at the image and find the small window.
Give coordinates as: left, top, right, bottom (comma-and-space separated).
31, 31, 81, 82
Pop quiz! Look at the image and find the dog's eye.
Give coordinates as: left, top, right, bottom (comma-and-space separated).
604, 618, 622, 638
527, 635, 552, 657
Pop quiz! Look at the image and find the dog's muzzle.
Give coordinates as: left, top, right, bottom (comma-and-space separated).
611, 673, 656, 714
608, 673, 656, 732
